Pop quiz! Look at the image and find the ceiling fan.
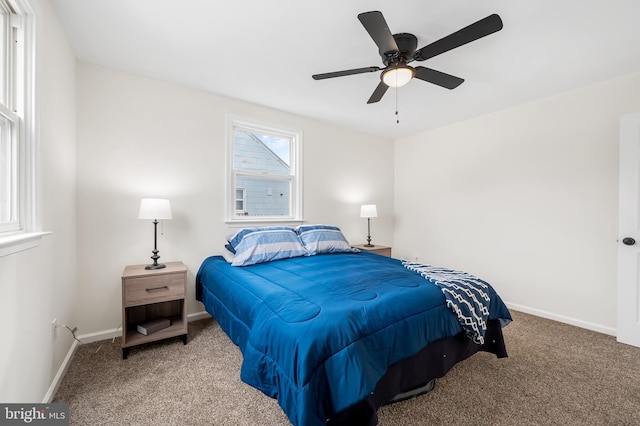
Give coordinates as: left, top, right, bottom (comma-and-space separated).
312, 11, 503, 104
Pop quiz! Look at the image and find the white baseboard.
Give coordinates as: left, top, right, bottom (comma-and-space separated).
43, 311, 212, 403
42, 340, 79, 403
76, 311, 213, 344
187, 311, 212, 322
506, 302, 616, 336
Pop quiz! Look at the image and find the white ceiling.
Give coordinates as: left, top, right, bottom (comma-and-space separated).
49, 0, 640, 140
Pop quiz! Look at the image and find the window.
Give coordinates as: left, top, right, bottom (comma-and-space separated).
0, 0, 45, 256
235, 187, 246, 215
227, 118, 302, 223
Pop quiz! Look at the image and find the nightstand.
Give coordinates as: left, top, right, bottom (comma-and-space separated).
121, 261, 188, 359
352, 244, 392, 257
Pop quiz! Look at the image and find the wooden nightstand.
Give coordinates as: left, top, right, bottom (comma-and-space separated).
352, 244, 392, 257
121, 261, 188, 359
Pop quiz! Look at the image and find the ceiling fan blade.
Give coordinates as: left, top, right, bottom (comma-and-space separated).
367, 81, 389, 104
414, 14, 503, 61
312, 66, 381, 80
358, 11, 399, 56
414, 66, 464, 89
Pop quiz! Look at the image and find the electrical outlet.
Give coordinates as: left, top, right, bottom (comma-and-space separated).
52, 318, 57, 338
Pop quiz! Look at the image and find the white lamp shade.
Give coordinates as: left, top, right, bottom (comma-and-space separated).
382, 67, 414, 88
360, 204, 378, 218
138, 198, 172, 220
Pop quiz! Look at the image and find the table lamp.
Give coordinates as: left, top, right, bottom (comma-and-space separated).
360, 204, 378, 247
138, 198, 172, 269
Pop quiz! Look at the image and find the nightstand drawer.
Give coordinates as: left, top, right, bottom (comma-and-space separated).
124, 273, 185, 307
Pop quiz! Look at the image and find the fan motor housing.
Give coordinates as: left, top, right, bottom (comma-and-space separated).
382, 33, 418, 66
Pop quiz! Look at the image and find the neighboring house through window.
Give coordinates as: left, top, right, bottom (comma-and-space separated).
227, 118, 302, 223
235, 187, 246, 215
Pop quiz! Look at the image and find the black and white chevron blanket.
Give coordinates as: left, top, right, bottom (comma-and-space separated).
401, 260, 491, 344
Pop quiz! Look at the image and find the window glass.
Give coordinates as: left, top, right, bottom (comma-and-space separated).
0, 11, 6, 105
0, 112, 17, 227
0, 3, 20, 233
228, 120, 301, 222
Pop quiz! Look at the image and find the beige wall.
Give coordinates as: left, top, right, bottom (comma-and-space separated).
75, 63, 394, 335
6, 0, 640, 403
0, 0, 77, 402
394, 72, 640, 333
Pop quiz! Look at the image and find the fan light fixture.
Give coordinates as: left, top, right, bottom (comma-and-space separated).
382, 66, 414, 88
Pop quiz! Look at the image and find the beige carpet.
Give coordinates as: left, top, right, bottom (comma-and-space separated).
53, 310, 640, 425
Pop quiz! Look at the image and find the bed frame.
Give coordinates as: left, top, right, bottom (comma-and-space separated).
329, 319, 507, 425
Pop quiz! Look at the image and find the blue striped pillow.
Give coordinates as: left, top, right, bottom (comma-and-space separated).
227, 227, 308, 267
296, 225, 360, 255
227, 226, 294, 251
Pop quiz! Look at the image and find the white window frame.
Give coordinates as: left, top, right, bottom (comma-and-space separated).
0, 0, 48, 257
226, 116, 303, 224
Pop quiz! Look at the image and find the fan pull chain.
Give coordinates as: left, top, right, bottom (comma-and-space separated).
395, 87, 400, 124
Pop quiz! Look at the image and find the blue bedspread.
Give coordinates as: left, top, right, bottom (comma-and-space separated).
196, 252, 511, 425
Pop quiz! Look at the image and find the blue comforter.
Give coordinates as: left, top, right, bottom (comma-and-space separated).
196, 252, 511, 425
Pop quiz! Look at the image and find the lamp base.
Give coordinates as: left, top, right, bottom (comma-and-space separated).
365, 228, 374, 248
145, 244, 165, 270
145, 263, 166, 270
144, 263, 167, 269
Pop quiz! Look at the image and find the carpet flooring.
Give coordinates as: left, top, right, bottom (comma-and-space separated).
53, 310, 640, 425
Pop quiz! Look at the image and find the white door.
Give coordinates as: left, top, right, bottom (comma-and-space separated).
618, 112, 640, 347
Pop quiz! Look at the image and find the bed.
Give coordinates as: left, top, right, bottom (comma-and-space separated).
195, 226, 511, 425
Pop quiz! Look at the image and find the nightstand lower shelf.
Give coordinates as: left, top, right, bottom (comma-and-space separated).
122, 323, 187, 359
122, 317, 187, 348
